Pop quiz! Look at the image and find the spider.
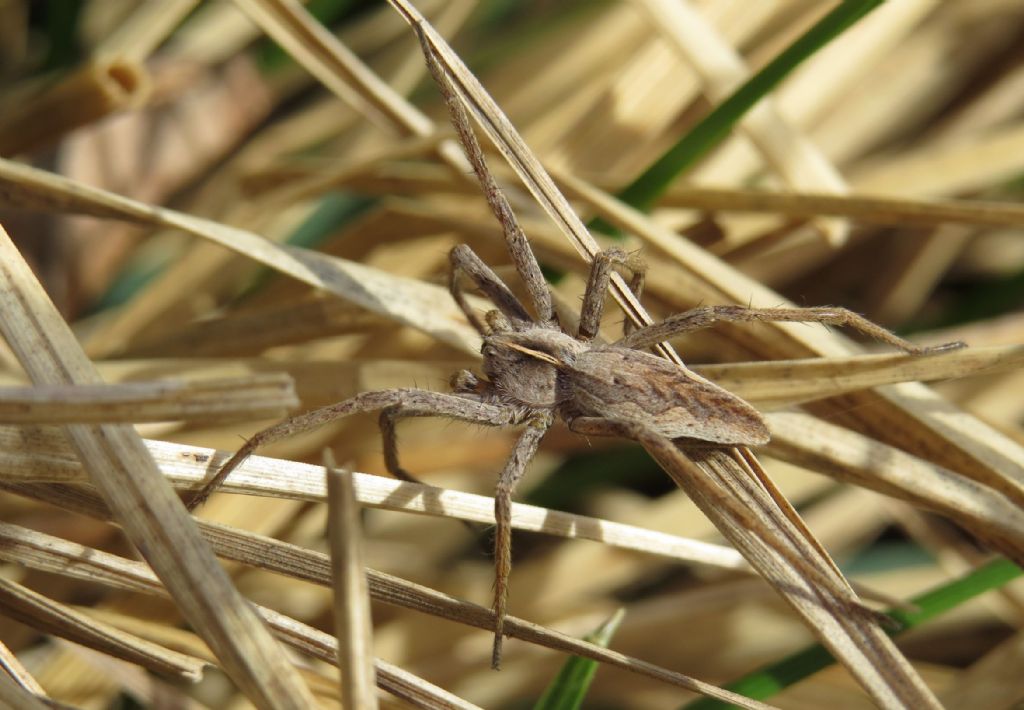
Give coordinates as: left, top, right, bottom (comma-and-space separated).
188, 238, 960, 668
188, 27, 962, 669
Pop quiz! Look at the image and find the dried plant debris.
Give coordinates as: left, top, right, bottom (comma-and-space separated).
1, 1, 1023, 708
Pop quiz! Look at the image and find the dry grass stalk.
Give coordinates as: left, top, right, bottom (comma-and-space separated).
95, 0, 203, 62
0, 374, 297, 424
0, 519, 486, 709
659, 446, 942, 708
0, 225, 317, 708
0, 576, 205, 680
696, 344, 1024, 408
0, 429, 747, 571
764, 412, 1024, 561
0, 668, 53, 710
555, 167, 1024, 531
0, 59, 150, 156
938, 629, 1024, 708
54, 643, 209, 710
324, 453, 379, 710
654, 186, 1024, 229
0, 491, 772, 709
0, 155, 483, 354
233, 0, 420, 131
0, 638, 47, 697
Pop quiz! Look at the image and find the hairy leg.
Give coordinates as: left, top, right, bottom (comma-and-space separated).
491, 412, 553, 669
187, 389, 518, 510
449, 244, 532, 333
616, 304, 965, 353
577, 247, 646, 342
422, 33, 555, 326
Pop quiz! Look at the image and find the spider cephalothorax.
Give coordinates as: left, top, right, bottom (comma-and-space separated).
478, 328, 580, 409
472, 313, 770, 446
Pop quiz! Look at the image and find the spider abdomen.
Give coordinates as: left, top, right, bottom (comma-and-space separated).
564, 347, 770, 445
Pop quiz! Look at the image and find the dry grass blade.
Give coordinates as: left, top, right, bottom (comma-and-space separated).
232, 0, 477, 179
0, 428, 746, 571
258, 610, 484, 710
695, 344, 1024, 408
0, 156, 481, 354
651, 444, 942, 709
656, 185, 1024, 230
0, 667, 52, 710
56, 643, 207, 710
764, 412, 1024, 561
96, 0, 202, 61
0, 226, 317, 708
0, 492, 775, 710
0, 521, 483, 709
0, 577, 205, 680
7, 3, 1022, 706
0, 522, 164, 596
938, 629, 1024, 709
555, 167, 1024, 532
0, 638, 47, 697
365, 661, 482, 710
852, 120, 1024, 197
324, 453, 378, 710
0, 374, 297, 424
115, 295, 394, 357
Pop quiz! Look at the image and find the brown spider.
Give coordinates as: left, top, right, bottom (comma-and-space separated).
188, 22, 962, 669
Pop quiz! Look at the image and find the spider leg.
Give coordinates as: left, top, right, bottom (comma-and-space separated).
577, 247, 646, 341
421, 30, 555, 326
187, 389, 517, 510
449, 244, 532, 333
490, 412, 553, 669
615, 304, 965, 353
377, 394, 521, 483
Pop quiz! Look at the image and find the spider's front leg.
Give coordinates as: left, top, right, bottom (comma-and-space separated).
616, 304, 965, 354
376, 391, 520, 484
578, 247, 646, 341
490, 411, 553, 669
187, 389, 518, 510
375, 383, 551, 669
449, 244, 534, 334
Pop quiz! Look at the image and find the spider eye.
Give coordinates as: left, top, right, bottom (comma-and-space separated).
482, 345, 497, 358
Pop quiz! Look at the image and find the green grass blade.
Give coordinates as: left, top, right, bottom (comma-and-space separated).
533, 609, 626, 710
681, 557, 1023, 709
589, 0, 883, 236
